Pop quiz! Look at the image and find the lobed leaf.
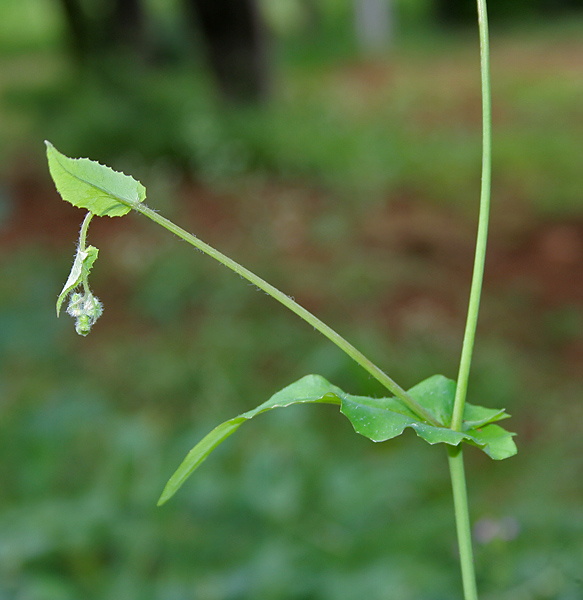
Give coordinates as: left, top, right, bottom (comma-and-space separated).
158, 374, 516, 505
45, 141, 146, 217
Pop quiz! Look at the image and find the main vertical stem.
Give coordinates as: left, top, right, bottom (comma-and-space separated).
448, 447, 478, 600
447, 0, 492, 598
451, 0, 492, 432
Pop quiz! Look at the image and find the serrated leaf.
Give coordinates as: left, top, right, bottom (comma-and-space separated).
56, 245, 99, 316
45, 141, 146, 217
158, 373, 517, 505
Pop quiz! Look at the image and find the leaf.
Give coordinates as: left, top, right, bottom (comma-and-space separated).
465, 423, 517, 460
339, 395, 467, 446
158, 375, 341, 505
158, 373, 516, 505
407, 375, 457, 426
403, 375, 516, 459
405, 374, 511, 430
462, 403, 509, 430
45, 141, 146, 217
56, 245, 99, 316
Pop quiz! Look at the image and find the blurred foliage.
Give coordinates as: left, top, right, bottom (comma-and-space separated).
2, 233, 583, 598
1, 1, 583, 599
3, 4, 583, 213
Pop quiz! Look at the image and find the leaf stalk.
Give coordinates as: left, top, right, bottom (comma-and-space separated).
78, 211, 94, 251
131, 202, 441, 427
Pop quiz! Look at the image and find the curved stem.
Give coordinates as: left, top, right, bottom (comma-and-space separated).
78, 211, 94, 251
131, 202, 440, 426
78, 212, 94, 296
451, 0, 492, 432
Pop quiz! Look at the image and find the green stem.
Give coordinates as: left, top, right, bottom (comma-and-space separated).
447, 0, 492, 598
78, 211, 94, 251
131, 202, 440, 426
78, 212, 94, 295
451, 0, 492, 431
448, 446, 478, 600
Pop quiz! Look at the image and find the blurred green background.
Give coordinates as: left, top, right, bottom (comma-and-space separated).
1, 0, 583, 598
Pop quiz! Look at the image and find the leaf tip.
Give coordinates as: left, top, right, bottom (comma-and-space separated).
44, 140, 57, 158
157, 487, 173, 507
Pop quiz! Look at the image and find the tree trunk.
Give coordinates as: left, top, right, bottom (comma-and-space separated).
58, 0, 148, 62
58, 0, 90, 60
353, 0, 393, 56
105, 0, 147, 56
188, 0, 270, 103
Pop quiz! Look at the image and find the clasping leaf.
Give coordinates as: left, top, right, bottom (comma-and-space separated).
158, 374, 516, 505
56, 245, 99, 317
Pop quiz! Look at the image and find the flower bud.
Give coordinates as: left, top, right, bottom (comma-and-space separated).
67, 290, 103, 336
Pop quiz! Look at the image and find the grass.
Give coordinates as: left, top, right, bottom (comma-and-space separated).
1, 9, 583, 600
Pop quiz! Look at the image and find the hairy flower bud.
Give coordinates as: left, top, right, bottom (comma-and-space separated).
67, 290, 103, 336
